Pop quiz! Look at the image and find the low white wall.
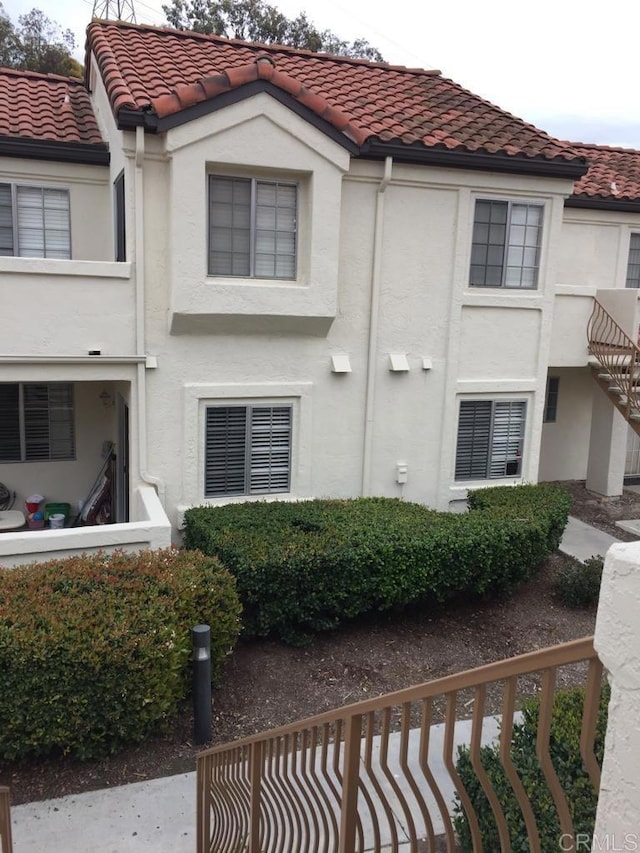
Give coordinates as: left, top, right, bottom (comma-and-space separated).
0, 486, 171, 568
593, 541, 640, 847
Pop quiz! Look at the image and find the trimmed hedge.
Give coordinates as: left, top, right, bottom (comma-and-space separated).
183, 485, 571, 644
453, 684, 609, 851
0, 549, 241, 760
554, 555, 604, 608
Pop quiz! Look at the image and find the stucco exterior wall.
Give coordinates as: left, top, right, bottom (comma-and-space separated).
131, 92, 575, 527
538, 367, 594, 481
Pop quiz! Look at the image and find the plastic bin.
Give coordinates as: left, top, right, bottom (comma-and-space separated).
44, 503, 71, 522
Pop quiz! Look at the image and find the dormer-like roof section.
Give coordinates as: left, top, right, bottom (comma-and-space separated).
567, 142, 640, 210
0, 67, 108, 164
87, 20, 586, 179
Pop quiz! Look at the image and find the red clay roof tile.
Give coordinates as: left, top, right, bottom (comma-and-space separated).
569, 142, 640, 201
0, 67, 103, 145
86, 20, 581, 165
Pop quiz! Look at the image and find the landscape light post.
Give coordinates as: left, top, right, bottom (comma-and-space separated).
192, 624, 212, 745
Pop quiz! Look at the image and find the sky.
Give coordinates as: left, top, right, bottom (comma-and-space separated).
5, 0, 640, 148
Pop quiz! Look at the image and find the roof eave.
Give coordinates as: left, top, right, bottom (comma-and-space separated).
115, 81, 361, 153
565, 195, 640, 213
359, 140, 588, 180
0, 135, 109, 166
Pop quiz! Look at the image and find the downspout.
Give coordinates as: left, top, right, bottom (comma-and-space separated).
134, 125, 165, 504
362, 156, 393, 495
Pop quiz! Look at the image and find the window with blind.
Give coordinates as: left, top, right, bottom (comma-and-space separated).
626, 234, 640, 288
208, 176, 297, 278
455, 400, 526, 480
0, 383, 75, 462
204, 404, 292, 497
0, 184, 71, 259
470, 200, 542, 289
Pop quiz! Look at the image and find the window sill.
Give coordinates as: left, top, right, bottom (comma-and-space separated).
0, 257, 132, 279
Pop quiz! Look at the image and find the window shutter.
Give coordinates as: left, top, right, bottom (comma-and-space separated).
0, 384, 21, 461
249, 406, 291, 494
0, 184, 13, 256
455, 401, 492, 479
47, 383, 75, 459
489, 401, 526, 478
204, 406, 247, 497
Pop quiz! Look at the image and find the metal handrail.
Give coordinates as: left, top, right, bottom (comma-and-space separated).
587, 298, 640, 418
197, 637, 603, 853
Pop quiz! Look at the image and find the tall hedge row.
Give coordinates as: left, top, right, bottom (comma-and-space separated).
183, 485, 571, 644
0, 549, 241, 760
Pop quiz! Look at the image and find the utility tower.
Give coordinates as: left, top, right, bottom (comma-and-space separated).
91, 0, 137, 23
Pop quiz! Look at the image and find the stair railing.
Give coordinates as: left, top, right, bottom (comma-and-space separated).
587, 298, 640, 419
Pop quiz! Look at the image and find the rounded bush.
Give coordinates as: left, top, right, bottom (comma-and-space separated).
453, 685, 609, 851
183, 485, 571, 644
0, 549, 241, 760
554, 555, 604, 608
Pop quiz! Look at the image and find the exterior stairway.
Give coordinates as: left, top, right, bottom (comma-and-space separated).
587, 297, 640, 435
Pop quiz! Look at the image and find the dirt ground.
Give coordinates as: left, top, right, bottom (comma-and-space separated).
2, 481, 638, 805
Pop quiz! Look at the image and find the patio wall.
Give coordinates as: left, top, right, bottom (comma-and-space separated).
0, 486, 171, 569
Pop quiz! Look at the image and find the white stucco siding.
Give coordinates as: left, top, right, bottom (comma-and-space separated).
538, 367, 593, 481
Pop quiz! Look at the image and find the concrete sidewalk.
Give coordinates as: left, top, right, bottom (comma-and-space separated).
559, 515, 622, 562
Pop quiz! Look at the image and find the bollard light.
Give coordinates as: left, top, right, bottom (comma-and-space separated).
192, 624, 212, 745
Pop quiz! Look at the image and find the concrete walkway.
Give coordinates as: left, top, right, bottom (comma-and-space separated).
559, 515, 622, 562
10, 515, 626, 851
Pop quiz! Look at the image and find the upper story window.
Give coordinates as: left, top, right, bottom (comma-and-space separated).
0, 184, 71, 259
208, 176, 297, 279
204, 404, 292, 497
114, 171, 126, 263
455, 399, 526, 480
0, 382, 75, 462
544, 376, 560, 423
626, 234, 640, 288
470, 200, 542, 289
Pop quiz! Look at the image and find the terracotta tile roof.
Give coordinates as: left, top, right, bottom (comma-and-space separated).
87, 20, 582, 166
569, 142, 640, 202
0, 67, 104, 145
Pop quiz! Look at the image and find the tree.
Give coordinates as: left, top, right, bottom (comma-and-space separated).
0, 4, 82, 78
163, 0, 384, 61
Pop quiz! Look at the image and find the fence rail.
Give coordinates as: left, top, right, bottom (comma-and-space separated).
0, 787, 12, 853
197, 636, 602, 853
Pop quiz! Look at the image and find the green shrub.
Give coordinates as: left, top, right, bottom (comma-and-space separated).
554, 555, 604, 608
183, 485, 570, 644
453, 684, 609, 852
0, 549, 241, 760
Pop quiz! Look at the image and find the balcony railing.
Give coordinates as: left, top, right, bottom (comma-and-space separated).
196, 636, 602, 853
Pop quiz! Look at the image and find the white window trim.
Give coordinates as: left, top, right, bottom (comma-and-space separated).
0, 182, 72, 259
181, 382, 312, 509
468, 196, 545, 290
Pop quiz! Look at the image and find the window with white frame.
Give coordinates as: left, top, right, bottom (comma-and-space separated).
204, 404, 292, 497
0, 184, 71, 259
469, 199, 542, 289
626, 234, 640, 288
0, 383, 75, 462
208, 175, 297, 278
455, 399, 526, 480
544, 376, 559, 423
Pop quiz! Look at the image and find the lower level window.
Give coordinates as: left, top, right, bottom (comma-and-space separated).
205, 404, 292, 497
0, 382, 75, 462
455, 399, 526, 480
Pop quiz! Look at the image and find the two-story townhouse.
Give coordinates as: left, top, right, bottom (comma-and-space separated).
1, 19, 638, 567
